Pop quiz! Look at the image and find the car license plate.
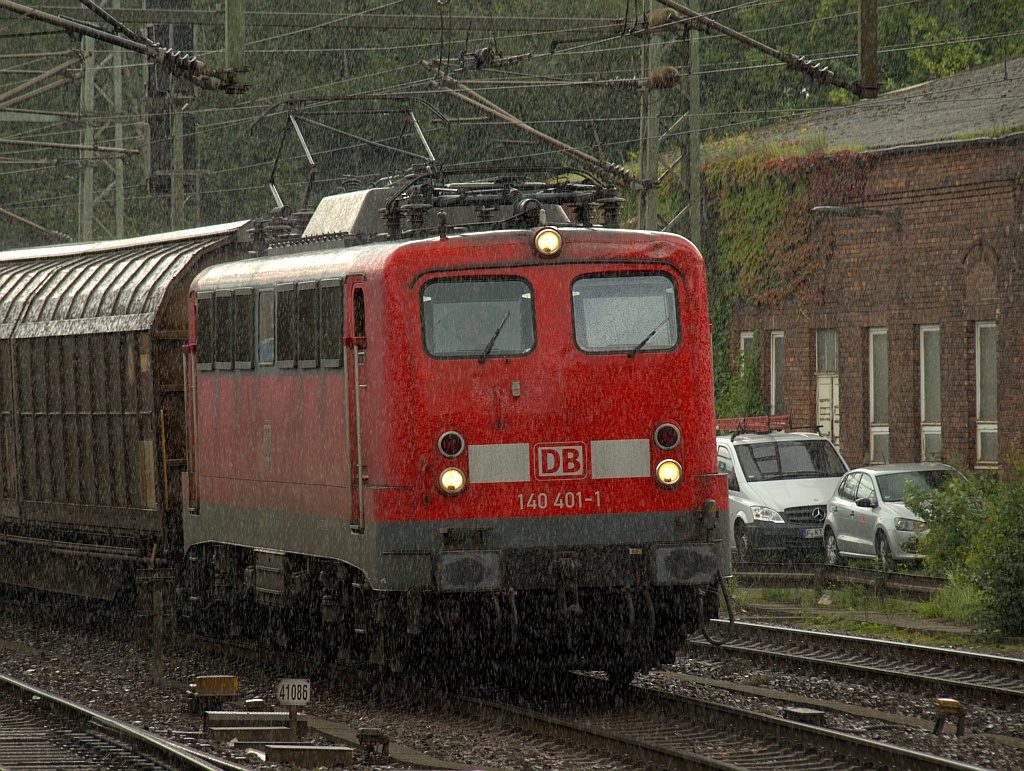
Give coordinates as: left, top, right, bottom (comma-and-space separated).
803, 527, 823, 539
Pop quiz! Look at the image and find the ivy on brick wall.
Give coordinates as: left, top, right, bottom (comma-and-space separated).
703, 137, 875, 307
701, 136, 874, 409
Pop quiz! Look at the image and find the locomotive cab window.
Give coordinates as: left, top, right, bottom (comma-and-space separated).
297, 282, 318, 368
276, 284, 297, 368
196, 293, 213, 370
234, 289, 254, 369
420, 278, 536, 359
320, 281, 342, 368
572, 273, 679, 354
258, 290, 274, 365
214, 292, 233, 369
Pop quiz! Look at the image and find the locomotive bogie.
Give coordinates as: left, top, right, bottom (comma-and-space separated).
178, 535, 712, 679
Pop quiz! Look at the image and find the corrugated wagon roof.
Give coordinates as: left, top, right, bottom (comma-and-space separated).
0, 221, 250, 339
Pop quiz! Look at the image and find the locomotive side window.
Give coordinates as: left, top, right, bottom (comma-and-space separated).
234, 289, 254, 369
214, 291, 233, 370
420, 278, 535, 359
196, 293, 213, 370
276, 284, 297, 368
297, 282, 318, 368
571, 273, 679, 355
257, 290, 275, 365
320, 281, 342, 368
354, 287, 365, 338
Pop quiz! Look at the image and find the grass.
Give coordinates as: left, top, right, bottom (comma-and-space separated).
728, 583, 1024, 656
918, 571, 984, 626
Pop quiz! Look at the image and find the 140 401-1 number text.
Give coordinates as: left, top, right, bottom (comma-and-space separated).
517, 491, 601, 510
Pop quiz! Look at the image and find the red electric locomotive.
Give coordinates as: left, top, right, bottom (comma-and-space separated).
180, 180, 729, 682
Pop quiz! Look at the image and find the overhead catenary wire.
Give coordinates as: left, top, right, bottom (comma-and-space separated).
0, 0, 244, 91
422, 60, 637, 188
6, 3, 999, 115
2, 1, 1021, 220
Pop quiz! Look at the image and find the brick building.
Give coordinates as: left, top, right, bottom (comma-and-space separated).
719, 58, 1024, 470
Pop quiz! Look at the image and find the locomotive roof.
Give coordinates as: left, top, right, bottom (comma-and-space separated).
301, 187, 571, 240
191, 227, 700, 293
0, 221, 250, 339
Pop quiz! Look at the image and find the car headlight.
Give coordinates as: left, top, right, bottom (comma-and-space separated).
750, 505, 785, 524
895, 517, 923, 532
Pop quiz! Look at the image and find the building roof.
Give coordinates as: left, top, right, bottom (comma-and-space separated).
752, 57, 1024, 151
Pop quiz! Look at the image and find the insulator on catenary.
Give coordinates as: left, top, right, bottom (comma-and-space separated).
648, 67, 681, 89
648, 9, 680, 27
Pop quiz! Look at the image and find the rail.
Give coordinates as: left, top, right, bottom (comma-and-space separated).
445, 671, 991, 771
733, 562, 947, 599
0, 673, 251, 771
695, 620, 1024, 707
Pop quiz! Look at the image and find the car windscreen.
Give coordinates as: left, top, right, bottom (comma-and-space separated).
571, 273, 679, 354
876, 470, 957, 502
735, 440, 846, 482
420, 278, 536, 359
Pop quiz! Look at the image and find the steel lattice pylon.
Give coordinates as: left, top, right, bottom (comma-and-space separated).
79, 5, 125, 243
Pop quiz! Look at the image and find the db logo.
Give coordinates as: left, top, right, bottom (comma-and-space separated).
534, 443, 586, 479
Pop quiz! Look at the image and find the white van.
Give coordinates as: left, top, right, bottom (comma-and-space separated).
715, 419, 848, 562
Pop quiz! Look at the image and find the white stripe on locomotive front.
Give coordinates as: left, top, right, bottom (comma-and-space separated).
465, 439, 652, 483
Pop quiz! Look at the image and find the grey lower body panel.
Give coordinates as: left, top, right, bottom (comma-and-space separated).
184, 502, 724, 591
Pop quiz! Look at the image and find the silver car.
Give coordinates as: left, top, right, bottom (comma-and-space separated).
823, 463, 963, 570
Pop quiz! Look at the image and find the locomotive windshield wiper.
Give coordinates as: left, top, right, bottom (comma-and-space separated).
627, 317, 669, 358
478, 310, 511, 363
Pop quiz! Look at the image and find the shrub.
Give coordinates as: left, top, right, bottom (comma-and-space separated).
905, 472, 986, 575
971, 472, 1024, 636
907, 465, 1024, 636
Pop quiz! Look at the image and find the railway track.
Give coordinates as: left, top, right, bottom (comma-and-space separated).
169, 627, 1022, 769
8, 586, 1010, 770
0, 673, 252, 771
186, 629, 999, 769
693, 620, 1024, 706
733, 563, 947, 599
448, 672, 991, 771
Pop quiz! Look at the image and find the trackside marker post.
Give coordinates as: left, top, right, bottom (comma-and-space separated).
276, 678, 311, 740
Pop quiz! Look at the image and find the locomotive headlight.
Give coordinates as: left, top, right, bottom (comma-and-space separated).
655, 459, 682, 488
438, 430, 465, 458
654, 422, 681, 450
533, 227, 562, 257
439, 467, 467, 495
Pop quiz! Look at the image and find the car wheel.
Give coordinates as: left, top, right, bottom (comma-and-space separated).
875, 533, 894, 573
735, 521, 758, 563
824, 528, 845, 567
